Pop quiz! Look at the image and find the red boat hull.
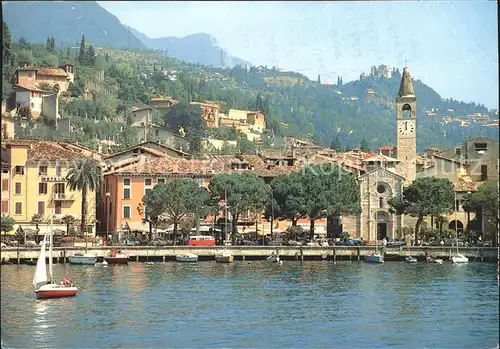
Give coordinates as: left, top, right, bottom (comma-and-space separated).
36, 289, 78, 299
104, 257, 129, 264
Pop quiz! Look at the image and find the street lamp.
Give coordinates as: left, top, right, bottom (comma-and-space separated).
105, 192, 111, 244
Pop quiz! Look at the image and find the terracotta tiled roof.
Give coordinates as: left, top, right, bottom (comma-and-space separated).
378, 145, 394, 150
108, 150, 366, 178
18, 67, 69, 77
5, 140, 87, 162
104, 146, 170, 160
258, 149, 295, 159
14, 84, 47, 92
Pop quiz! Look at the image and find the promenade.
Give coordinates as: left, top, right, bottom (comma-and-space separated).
1, 245, 498, 264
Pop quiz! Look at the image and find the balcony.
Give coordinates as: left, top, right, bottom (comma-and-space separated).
41, 176, 66, 183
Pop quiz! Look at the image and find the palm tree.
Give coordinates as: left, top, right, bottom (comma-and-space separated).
36, 82, 52, 92
66, 158, 100, 236
61, 214, 76, 236
30, 213, 44, 244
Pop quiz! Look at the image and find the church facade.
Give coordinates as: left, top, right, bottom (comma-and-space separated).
342, 67, 417, 241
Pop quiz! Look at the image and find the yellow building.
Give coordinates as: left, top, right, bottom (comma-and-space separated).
1, 140, 99, 238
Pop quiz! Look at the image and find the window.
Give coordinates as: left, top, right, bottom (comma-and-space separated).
123, 188, 131, 200
54, 183, 65, 194
1, 200, 8, 213
154, 129, 160, 137
15, 182, 21, 195
455, 148, 461, 156
455, 200, 461, 211
1, 179, 8, 191
379, 197, 384, 209
15, 202, 22, 215
31, 102, 34, 108
15, 166, 24, 175
123, 205, 131, 219
145, 178, 152, 186
56, 165, 62, 176
39, 183, 48, 194
38, 201, 45, 215
481, 165, 488, 181
55, 201, 62, 215
157, 178, 165, 184
474, 143, 488, 152
145, 188, 152, 197
123, 178, 131, 186
377, 184, 386, 194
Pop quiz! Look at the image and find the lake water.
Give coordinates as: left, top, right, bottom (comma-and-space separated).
1, 261, 498, 348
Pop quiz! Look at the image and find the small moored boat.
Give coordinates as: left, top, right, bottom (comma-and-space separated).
405, 256, 417, 263
175, 253, 199, 262
426, 256, 443, 264
364, 252, 384, 264
68, 252, 97, 265
266, 254, 280, 263
451, 253, 469, 264
215, 252, 234, 263
104, 250, 129, 264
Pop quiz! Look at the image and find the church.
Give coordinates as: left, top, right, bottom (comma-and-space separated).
342, 66, 418, 241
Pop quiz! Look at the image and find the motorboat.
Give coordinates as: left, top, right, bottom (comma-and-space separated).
95, 257, 108, 267
175, 253, 199, 262
104, 250, 129, 264
33, 230, 78, 299
68, 252, 97, 265
266, 254, 280, 263
215, 252, 234, 263
426, 256, 443, 264
404, 256, 417, 263
451, 253, 469, 264
364, 252, 384, 264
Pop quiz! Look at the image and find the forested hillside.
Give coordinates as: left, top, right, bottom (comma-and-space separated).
2, 1, 145, 50
2, 24, 497, 153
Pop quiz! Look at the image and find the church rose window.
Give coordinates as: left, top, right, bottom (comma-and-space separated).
377, 184, 386, 194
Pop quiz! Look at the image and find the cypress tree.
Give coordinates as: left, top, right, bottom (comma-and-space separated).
78, 35, 86, 65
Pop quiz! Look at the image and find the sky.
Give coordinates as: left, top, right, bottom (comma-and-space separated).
98, 1, 499, 109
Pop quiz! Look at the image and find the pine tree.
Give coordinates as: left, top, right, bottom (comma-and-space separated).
86, 45, 96, 67
360, 138, 370, 152
50, 37, 56, 52
66, 47, 70, 59
330, 136, 342, 151
45, 37, 51, 51
78, 35, 86, 65
317, 74, 321, 84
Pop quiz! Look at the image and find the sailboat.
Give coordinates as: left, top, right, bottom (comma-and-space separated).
451, 238, 468, 264
33, 229, 78, 299
365, 170, 384, 264
215, 189, 234, 264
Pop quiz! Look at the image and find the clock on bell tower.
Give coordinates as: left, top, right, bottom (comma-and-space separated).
395, 66, 417, 184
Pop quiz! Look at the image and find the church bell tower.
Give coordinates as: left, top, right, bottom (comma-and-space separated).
395, 66, 417, 184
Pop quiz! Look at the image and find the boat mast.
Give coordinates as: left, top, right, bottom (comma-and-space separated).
224, 188, 228, 245
375, 168, 378, 253
49, 193, 54, 283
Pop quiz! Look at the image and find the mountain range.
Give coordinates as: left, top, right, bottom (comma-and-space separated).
2, 1, 250, 68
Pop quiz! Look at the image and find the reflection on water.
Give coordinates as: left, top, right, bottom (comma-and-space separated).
1, 262, 498, 348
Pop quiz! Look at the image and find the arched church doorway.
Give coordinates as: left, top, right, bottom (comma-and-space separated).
376, 211, 391, 240
448, 220, 464, 233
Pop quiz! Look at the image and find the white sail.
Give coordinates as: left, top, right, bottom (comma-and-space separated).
33, 234, 48, 287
